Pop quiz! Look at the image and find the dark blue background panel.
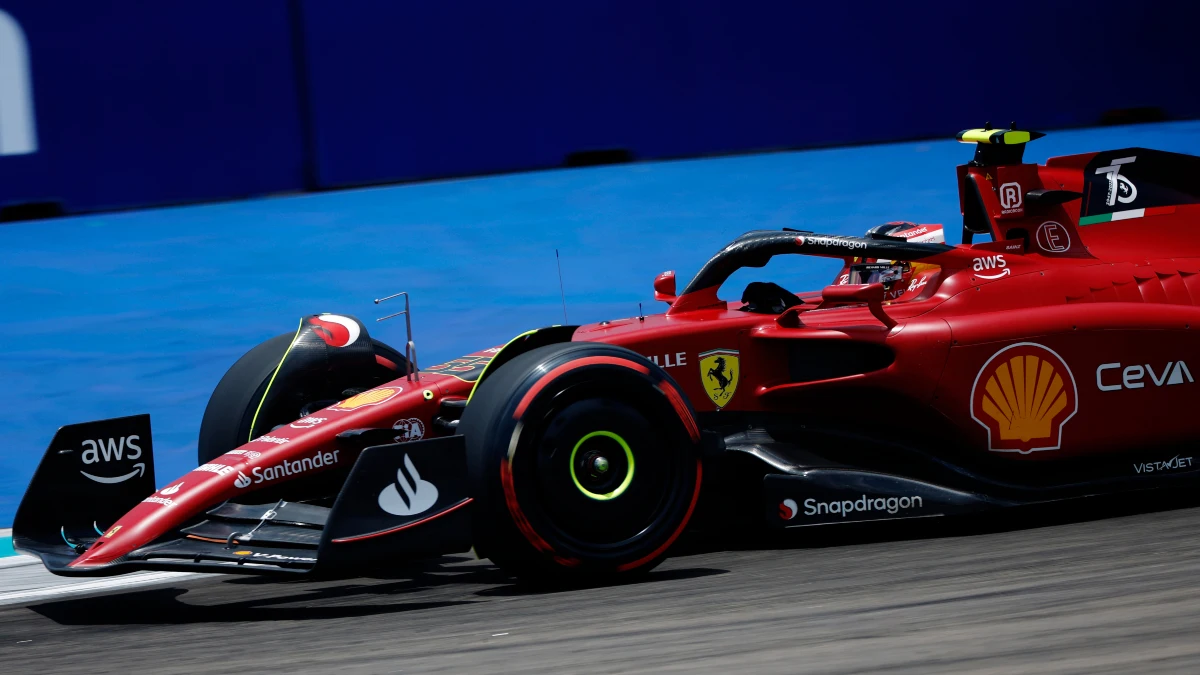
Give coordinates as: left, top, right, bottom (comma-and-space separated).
300, 1, 699, 186
0, 2, 304, 214
303, 0, 1200, 188
2, 1, 1198, 215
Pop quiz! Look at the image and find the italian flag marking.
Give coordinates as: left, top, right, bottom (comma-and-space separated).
1079, 205, 1176, 226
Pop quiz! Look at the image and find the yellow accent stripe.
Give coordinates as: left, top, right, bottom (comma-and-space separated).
569, 430, 635, 501
957, 129, 1032, 145
467, 329, 538, 403
1001, 130, 1031, 144
248, 319, 305, 442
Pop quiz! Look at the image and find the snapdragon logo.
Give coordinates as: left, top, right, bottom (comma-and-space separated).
803, 494, 924, 517
0, 11, 37, 155
796, 235, 868, 251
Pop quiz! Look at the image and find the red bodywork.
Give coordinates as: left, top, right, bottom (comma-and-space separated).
77, 144, 1200, 568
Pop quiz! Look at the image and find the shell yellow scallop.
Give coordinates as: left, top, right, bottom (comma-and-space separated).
971, 343, 1077, 454
330, 386, 402, 411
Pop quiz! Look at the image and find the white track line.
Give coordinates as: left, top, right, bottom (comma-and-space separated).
0, 554, 39, 569
0, 555, 204, 606
0, 571, 202, 606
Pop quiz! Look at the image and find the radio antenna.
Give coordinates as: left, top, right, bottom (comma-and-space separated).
556, 249, 569, 323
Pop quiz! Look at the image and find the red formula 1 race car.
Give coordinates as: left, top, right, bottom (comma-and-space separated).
15, 127, 1200, 584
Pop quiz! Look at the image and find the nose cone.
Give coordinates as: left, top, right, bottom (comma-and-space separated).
68, 471, 224, 567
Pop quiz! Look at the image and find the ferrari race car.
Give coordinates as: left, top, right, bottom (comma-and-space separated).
15, 126, 1200, 585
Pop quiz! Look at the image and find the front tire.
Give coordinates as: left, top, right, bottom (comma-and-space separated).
459, 342, 703, 585
197, 332, 405, 465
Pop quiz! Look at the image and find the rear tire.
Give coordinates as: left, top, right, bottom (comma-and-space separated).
197, 333, 405, 465
459, 342, 703, 585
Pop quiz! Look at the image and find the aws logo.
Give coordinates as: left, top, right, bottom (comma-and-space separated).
79, 435, 146, 484
0, 11, 37, 155
971, 343, 1078, 454
972, 254, 1009, 280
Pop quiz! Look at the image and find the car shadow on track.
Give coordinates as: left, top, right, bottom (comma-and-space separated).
25, 555, 729, 625
29, 586, 473, 625
474, 566, 729, 597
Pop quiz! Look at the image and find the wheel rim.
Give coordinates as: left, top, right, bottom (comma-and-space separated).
569, 430, 635, 500
523, 389, 687, 552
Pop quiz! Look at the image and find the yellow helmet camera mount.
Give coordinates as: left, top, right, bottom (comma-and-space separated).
957, 122, 1045, 166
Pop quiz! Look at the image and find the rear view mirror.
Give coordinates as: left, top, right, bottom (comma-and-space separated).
819, 283, 895, 329
822, 282, 884, 304
654, 271, 677, 304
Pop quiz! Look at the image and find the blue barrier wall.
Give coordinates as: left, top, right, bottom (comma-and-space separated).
0, 2, 305, 214
1, 1, 1198, 214
301, 0, 1200, 188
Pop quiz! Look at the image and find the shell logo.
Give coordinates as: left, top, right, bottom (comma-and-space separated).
970, 342, 1078, 454
330, 386, 402, 411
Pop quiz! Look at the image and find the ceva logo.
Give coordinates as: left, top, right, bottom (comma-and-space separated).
0, 10, 37, 155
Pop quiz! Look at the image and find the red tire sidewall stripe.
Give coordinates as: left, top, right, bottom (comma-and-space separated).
657, 380, 700, 443
512, 355, 650, 419
501, 457, 581, 567
616, 459, 704, 573
506, 350, 697, 571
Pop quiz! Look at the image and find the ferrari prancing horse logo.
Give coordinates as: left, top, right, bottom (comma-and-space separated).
699, 348, 739, 408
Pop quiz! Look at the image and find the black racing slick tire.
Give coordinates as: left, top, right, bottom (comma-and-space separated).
459, 342, 703, 585
197, 332, 405, 465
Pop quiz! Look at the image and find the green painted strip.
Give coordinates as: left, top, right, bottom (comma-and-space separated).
1080, 208, 1152, 226
1079, 213, 1112, 226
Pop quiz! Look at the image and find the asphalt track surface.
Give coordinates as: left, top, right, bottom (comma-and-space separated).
5, 496, 1200, 674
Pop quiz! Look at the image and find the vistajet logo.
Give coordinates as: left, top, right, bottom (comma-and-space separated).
1134, 455, 1194, 474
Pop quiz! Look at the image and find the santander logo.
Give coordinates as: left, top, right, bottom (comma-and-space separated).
378, 455, 439, 517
